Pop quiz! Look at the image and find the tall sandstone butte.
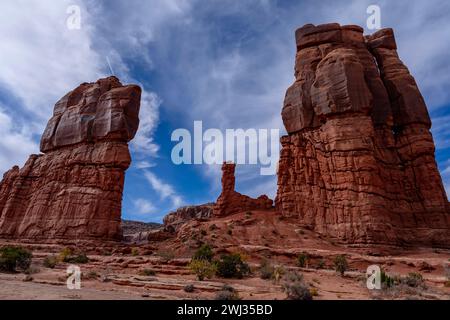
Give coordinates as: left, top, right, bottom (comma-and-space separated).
0, 76, 141, 241
276, 24, 450, 247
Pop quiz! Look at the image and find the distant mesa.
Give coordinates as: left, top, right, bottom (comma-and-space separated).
0, 76, 141, 241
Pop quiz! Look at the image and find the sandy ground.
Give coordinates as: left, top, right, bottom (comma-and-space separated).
0, 211, 449, 300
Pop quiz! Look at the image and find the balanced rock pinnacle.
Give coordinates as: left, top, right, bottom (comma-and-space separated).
0, 76, 141, 241
213, 162, 273, 216
276, 24, 450, 247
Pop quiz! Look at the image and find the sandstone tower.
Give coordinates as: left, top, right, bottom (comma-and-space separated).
276, 24, 450, 247
0, 77, 141, 241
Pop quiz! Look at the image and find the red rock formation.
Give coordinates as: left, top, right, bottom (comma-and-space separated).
163, 203, 214, 231
0, 76, 141, 241
277, 24, 450, 247
213, 163, 273, 216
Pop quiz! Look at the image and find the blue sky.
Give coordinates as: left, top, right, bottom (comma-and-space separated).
0, 0, 449, 222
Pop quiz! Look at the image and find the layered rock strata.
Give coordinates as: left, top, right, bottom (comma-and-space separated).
214, 163, 273, 216
276, 24, 450, 246
163, 203, 214, 231
0, 77, 141, 241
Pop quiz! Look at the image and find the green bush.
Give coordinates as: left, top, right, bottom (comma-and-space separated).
281, 271, 312, 300
216, 253, 250, 279
381, 269, 395, 288
192, 244, 214, 262
184, 284, 195, 293
189, 259, 217, 281
43, 255, 58, 269
334, 255, 348, 276
0, 246, 32, 273
297, 252, 309, 268
64, 253, 89, 264
59, 247, 73, 262
259, 260, 275, 280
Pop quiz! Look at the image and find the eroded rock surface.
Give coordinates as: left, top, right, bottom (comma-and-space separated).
213, 163, 273, 217
0, 76, 141, 241
277, 24, 450, 246
163, 203, 214, 231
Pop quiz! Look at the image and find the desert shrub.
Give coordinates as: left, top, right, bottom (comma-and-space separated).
273, 266, 286, 283
403, 272, 424, 288
0, 246, 32, 272
334, 255, 348, 276
192, 244, 214, 262
189, 259, 216, 281
63, 253, 89, 264
43, 255, 58, 269
184, 284, 195, 293
281, 271, 312, 300
214, 284, 240, 300
139, 269, 156, 276
381, 269, 396, 288
200, 229, 207, 236
297, 252, 309, 268
317, 259, 325, 269
259, 260, 275, 280
310, 287, 319, 297
131, 248, 139, 256
227, 229, 233, 236
59, 247, 73, 262
216, 253, 250, 279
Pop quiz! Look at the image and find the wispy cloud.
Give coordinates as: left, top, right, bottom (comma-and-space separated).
143, 170, 183, 208
131, 91, 161, 156
0, 106, 38, 172
133, 198, 156, 215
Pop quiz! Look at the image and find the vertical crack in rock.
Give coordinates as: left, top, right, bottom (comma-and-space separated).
0, 76, 141, 241
276, 24, 450, 247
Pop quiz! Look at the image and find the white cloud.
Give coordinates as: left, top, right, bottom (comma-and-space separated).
0, 108, 39, 172
431, 115, 450, 150
131, 91, 161, 156
143, 170, 183, 208
135, 161, 157, 169
133, 198, 156, 215
0, 0, 162, 176
0, 0, 106, 119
